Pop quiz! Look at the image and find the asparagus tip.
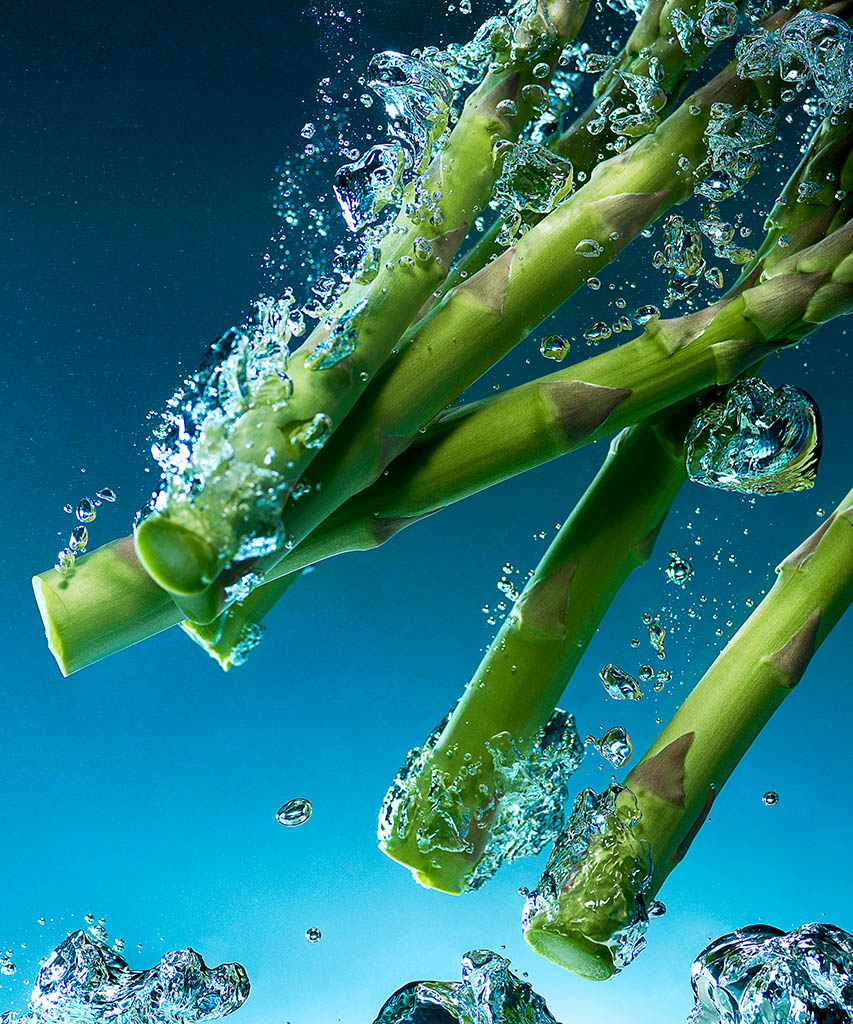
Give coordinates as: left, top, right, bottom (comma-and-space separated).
523, 921, 616, 981
134, 517, 218, 596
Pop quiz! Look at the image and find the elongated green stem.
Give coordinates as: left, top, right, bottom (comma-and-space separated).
173, 47, 798, 628
378, 412, 690, 894
524, 485, 853, 979
439, 0, 775, 295
132, 0, 590, 605
33, 211, 853, 675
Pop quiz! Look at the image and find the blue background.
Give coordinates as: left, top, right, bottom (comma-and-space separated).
2, 1, 851, 1022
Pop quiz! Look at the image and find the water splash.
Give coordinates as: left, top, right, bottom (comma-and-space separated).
334, 145, 404, 233
493, 140, 573, 243
685, 378, 822, 495
696, 103, 777, 205
687, 923, 853, 1024
333, 52, 451, 232
0, 930, 248, 1024
654, 214, 706, 306
522, 784, 653, 972
373, 949, 559, 1024
378, 709, 585, 892
736, 10, 853, 109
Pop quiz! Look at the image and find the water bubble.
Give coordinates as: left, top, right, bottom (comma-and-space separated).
586, 726, 633, 768
762, 790, 779, 806
634, 304, 660, 325
495, 98, 518, 117
305, 927, 322, 943
520, 84, 549, 113
575, 239, 603, 257
300, 122, 316, 139
666, 551, 693, 585
95, 487, 116, 503
638, 665, 654, 682
648, 621, 666, 658
648, 900, 666, 917
685, 379, 822, 495
700, 1, 739, 43
69, 526, 88, 552
654, 669, 672, 692
539, 333, 571, 360
62, 503, 73, 514
599, 664, 642, 700
55, 549, 75, 575
76, 498, 96, 523
583, 321, 611, 343
671, 8, 696, 52
276, 798, 313, 826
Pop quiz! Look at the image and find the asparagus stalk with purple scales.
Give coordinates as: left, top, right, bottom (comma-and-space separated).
523, 484, 853, 979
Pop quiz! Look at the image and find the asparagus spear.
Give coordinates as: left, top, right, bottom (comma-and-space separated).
157, 32, 808, 629
378, 412, 691, 894
33, 206, 853, 674
438, 0, 770, 296
523, 483, 853, 980
132, 0, 590, 604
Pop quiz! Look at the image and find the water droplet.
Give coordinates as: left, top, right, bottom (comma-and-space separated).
599, 664, 642, 700
634, 304, 660, 325
583, 321, 611, 343
495, 98, 518, 117
575, 238, 603, 257
762, 790, 779, 806
305, 927, 322, 943
539, 333, 571, 360
55, 549, 75, 575
586, 726, 633, 768
413, 237, 433, 262
300, 122, 316, 139
62, 503, 73, 514
276, 798, 313, 826
96, 487, 116, 502
666, 551, 694, 585
76, 498, 96, 523
648, 900, 666, 917
68, 525, 88, 552
654, 669, 672, 692
648, 621, 666, 656
638, 665, 654, 681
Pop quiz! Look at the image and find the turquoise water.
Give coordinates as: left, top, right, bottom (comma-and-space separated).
3, 1, 853, 1022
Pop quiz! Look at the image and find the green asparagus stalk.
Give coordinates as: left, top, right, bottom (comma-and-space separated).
131, 0, 590, 605
158, 40, 804, 629
378, 412, 691, 894
438, 0, 773, 296
33, 207, 853, 674
523, 484, 853, 980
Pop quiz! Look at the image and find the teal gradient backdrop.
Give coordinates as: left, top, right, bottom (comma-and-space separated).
2, 2, 851, 1022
